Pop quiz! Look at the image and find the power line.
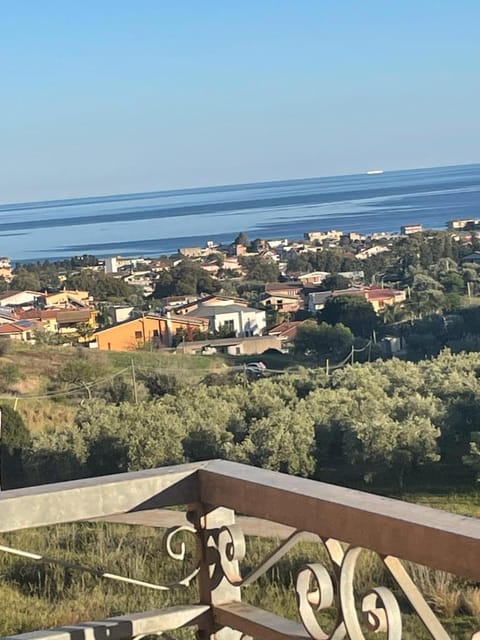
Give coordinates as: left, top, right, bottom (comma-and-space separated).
0, 367, 131, 401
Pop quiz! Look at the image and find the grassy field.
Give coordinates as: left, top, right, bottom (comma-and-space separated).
0, 518, 478, 638
0, 342, 229, 432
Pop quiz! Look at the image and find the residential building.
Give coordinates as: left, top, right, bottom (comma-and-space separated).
267, 320, 304, 343
356, 246, 390, 260
93, 314, 209, 350
264, 282, 303, 297
260, 293, 302, 313
178, 246, 204, 258
448, 218, 480, 230
43, 290, 90, 307
17, 307, 99, 336
185, 303, 266, 337
0, 290, 43, 307
106, 305, 135, 324
178, 334, 283, 356
0, 256, 12, 282
0, 320, 39, 342
298, 271, 330, 286
308, 286, 406, 314
364, 286, 407, 312
401, 224, 423, 235
304, 230, 343, 243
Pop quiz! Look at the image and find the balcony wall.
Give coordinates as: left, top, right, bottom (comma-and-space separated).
0, 460, 479, 640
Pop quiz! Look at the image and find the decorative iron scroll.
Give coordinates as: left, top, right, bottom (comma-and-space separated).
215, 524, 479, 640
160, 524, 200, 589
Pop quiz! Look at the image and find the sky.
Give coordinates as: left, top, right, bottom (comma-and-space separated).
1, 0, 479, 203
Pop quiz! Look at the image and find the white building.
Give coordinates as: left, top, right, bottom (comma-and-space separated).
0, 290, 42, 307
187, 302, 266, 337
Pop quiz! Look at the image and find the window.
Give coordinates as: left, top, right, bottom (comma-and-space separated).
153, 329, 159, 337
224, 320, 235, 331
134, 331, 143, 339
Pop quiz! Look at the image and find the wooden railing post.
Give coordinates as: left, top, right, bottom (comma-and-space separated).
191, 505, 243, 640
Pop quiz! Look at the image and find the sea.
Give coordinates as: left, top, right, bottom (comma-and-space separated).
1, 163, 480, 262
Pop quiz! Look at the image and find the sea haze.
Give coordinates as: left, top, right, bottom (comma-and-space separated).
1, 163, 480, 261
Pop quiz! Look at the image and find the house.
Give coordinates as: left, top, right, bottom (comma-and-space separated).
260, 293, 303, 313
199, 262, 221, 276
178, 247, 204, 258
16, 307, 99, 336
364, 286, 407, 312
304, 230, 343, 243
308, 290, 343, 313
264, 282, 303, 297
298, 271, 330, 286
401, 224, 423, 235
356, 246, 390, 260
308, 286, 406, 314
106, 305, 135, 324
93, 314, 209, 351
267, 321, 304, 343
0, 290, 43, 307
185, 302, 266, 337
0, 309, 17, 325
43, 290, 90, 307
222, 256, 244, 274
0, 257, 12, 282
448, 218, 480, 230
178, 335, 284, 356
0, 320, 39, 342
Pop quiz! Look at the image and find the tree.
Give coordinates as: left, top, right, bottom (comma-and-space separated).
463, 432, 480, 480
239, 255, 279, 282
320, 295, 378, 337
11, 269, 41, 291
382, 302, 412, 325
0, 404, 30, 488
321, 274, 352, 291
294, 320, 354, 363
152, 261, 219, 298
234, 232, 249, 246
67, 271, 139, 301
237, 405, 315, 476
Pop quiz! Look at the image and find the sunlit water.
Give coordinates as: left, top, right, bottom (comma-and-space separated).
1, 164, 479, 261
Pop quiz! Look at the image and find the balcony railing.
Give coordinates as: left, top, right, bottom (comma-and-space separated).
1, 460, 479, 640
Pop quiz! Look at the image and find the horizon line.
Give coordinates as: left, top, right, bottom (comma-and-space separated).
1, 161, 479, 211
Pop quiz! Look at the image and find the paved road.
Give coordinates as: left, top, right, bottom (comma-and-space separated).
99, 508, 319, 541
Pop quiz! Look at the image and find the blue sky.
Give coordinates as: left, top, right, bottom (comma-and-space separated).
1, 0, 479, 202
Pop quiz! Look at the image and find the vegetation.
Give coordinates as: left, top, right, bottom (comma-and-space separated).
0, 349, 473, 492
0, 521, 478, 638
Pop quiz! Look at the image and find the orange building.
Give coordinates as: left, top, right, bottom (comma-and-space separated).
93, 314, 209, 351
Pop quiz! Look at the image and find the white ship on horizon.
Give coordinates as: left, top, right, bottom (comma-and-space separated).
367, 169, 384, 175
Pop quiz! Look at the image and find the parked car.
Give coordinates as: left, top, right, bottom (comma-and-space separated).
245, 361, 267, 377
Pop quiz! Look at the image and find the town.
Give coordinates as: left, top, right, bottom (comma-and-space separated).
0, 219, 480, 362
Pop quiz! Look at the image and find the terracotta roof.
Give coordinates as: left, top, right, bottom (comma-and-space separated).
0, 322, 25, 334
267, 321, 303, 340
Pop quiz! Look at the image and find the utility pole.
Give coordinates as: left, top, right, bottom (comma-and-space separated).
325, 358, 329, 377
131, 359, 138, 404
350, 345, 355, 365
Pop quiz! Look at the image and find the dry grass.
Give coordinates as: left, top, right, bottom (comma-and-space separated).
16, 399, 77, 433
408, 565, 462, 617
462, 587, 480, 616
